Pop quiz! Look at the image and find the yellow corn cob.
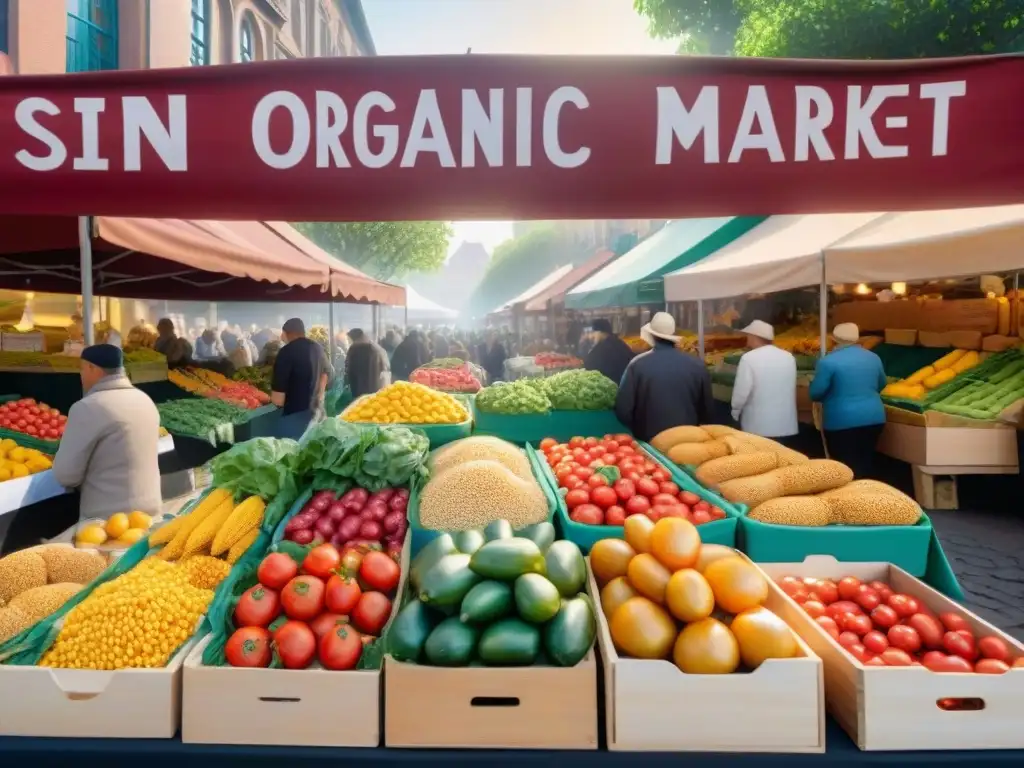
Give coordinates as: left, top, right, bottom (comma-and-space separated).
932, 349, 967, 371
904, 365, 935, 385
884, 383, 926, 400
148, 516, 184, 546
226, 528, 260, 564
158, 488, 233, 561
180, 498, 236, 560
210, 496, 266, 556
923, 368, 957, 389
950, 350, 979, 374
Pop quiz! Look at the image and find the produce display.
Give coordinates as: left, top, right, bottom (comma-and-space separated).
0, 398, 66, 441
125, 322, 159, 350
232, 365, 273, 394
169, 368, 270, 409
882, 349, 981, 401
75, 510, 154, 549
157, 398, 254, 438
0, 351, 83, 370
534, 352, 582, 371
282, 486, 409, 560
152, 488, 268, 564
594, 519, 799, 672
226, 542, 402, 670
389, 521, 596, 667
539, 434, 727, 527
0, 441, 52, 481
123, 348, 166, 363
418, 437, 548, 530
0, 545, 107, 641
535, 369, 616, 411
410, 363, 482, 393
655, 426, 922, 527
475, 379, 552, 415
342, 382, 469, 425
931, 351, 1024, 419
777, 572, 1021, 675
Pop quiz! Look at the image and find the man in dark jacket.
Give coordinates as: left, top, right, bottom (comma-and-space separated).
391, 329, 431, 381
584, 319, 634, 385
345, 328, 387, 398
615, 312, 714, 442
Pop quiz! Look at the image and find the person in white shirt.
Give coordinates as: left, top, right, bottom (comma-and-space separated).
731, 320, 799, 441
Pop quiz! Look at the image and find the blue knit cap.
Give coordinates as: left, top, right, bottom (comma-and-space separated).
81, 343, 123, 370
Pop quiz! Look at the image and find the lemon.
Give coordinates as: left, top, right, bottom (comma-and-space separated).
9, 463, 29, 478
105, 513, 130, 539
116, 528, 146, 546
8, 447, 27, 463
76, 524, 108, 546
127, 511, 153, 530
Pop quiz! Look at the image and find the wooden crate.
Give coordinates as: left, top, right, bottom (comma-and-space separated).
591, 559, 825, 752
757, 556, 1024, 751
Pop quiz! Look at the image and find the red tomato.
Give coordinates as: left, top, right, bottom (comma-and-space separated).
862, 630, 889, 655
658, 481, 680, 496
802, 600, 826, 619
624, 470, 643, 483
569, 436, 585, 449
943, 630, 977, 661
837, 576, 861, 601
975, 658, 1011, 674
351, 591, 392, 635
887, 594, 920, 619
570, 504, 604, 525
584, 437, 599, 448
854, 586, 881, 612
624, 495, 651, 516
565, 488, 591, 509
562, 475, 584, 491
360, 551, 401, 593
887, 625, 922, 654
591, 445, 606, 457
813, 580, 839, 605
325, 574, 362, 614
880, 648, 914, 667
590, 485, 618, 510
939, 611, 971, 633
578, 453, 593, 466
540, 438, 557, 453
318, 623, 364, 670
650, 493, 677, 508
225, 626, 272, 668
709, 506, 727, 520
602, 440, 619, 454
281, 576, 326, 621
864, 656, 887, 667
234, 585, 280, 628
585, 474, 607, 489
868, 580, 894, 603
309, 612, 348, 641
679, 491, 701, 507
815, 616, 840, 640
844, 614, 873, 636
613, 433, 633, 445
636, 478, 660, 498
302, 544, 341, 581
555, 466, 575, 482
573, 466, 593, 480
870, 604, 899, 630
923, 653, 973, 673
838, 631, 860, 649
690, 509, 710, 525
848, 643, 871, 663
650, 468, 669, 483
605, 505, 627, 526
826, 600, 862, 621
977, 636, 1012, 663
905, 613, 944, 649
613, 479, 636, 502
276, 620, 317, 669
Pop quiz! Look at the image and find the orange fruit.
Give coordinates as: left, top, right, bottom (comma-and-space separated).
627, 553, 671, 604
590, 539, 636, 586
650, 517, 701, 572
623, 514, 655, 554
610, 597, 677, 659
703, 557, 769, 614
673, 617, 740, 674
600, 576, 638, 619
104, 513, 130, 539
665, 568, 715, 623
730, 607, 799, 669
695, 543, 740, 574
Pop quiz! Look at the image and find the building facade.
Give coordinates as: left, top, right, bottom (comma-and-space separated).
0, 0, 373, 75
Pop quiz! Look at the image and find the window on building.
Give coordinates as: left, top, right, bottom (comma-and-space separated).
291, 0, 303, 49
0, 0, 8, 54
319, 10, 330, 56
66, 0, 119, 72
190, 0, 208, 65
239, 14, 254, 62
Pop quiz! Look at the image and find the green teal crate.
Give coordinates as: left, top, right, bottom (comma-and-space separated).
407, 445, 557, 557
341, 395, 472, 450
471, 405, 551, 444
531, 443, 738, 554
546, 409, 627, 443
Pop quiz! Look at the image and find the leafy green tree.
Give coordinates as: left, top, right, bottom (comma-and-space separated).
634, 0, 743, 54
294, 221, 452, 281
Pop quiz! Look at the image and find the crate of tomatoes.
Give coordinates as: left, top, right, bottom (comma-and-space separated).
532, 434, 738, 553
759, 555, 1024, 751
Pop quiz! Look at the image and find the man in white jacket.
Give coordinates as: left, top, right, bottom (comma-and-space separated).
731, 320, 799, 442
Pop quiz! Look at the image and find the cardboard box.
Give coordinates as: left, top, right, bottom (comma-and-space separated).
757, 556, 1024, 751
1, 331, 45, 352
592, 559, 825, 752
878, 421, 1018, 468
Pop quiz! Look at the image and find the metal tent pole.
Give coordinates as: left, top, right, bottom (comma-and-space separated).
819, 252, 828, 358
697, 299, 705, 359
328, 300, 337, 369
79, 216, 95, 345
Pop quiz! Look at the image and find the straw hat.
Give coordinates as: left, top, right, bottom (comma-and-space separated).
739, 320, 774, 342
640, 312, 681, 346
832, 323, 860, 344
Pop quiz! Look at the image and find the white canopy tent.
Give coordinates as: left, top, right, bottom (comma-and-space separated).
404, 284, 459, 321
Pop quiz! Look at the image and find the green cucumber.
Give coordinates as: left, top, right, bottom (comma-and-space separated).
478, 618, 540, 666
424, 617, 478, 667
514, 573, 561, 624
460, 580, 513, 624
544, 540, 586, 597
410, 533, 456, 591
470, 538, 545, 580
387, 599, 436, 662
419, 553, 482, 608
453, 529, 486, 555
516, 521, 555, 553
544, 595, 597, 667
483, 519, 514, 541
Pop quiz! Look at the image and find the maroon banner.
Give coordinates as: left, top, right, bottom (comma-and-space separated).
0, 54, 1021, 221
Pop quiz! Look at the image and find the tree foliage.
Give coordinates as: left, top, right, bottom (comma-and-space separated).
635, 0, 1024, 58
294, 221, 452, 281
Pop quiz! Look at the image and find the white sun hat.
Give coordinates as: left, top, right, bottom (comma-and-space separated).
832, 323, 860, 344
640, 312, 681, 346
739, 319, 775, 342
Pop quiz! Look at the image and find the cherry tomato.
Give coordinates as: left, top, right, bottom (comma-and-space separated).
848, 643, 871, 663
590, 485, 618, 510
276, 620, 317, 669
650, 469, 669, 483
868, 580, 893, 602
319, 623, 364, 670
309, 612, 348, 641
690, 509, 710, 525
565, 488, 591, 509
569, 436, 585, 449
975, 658, 1010, 674
923, 653, 973, 673
613, 479, 636, 502
574, 466, 594, 480
351, 591, 392, 635
602, 440, 619, 454
584, 437, 599, 448
303, 544, 342, 581
864, 656, 887, 667
281, 575, 326, 621
679, 491, 701, 506
870, 604, 899, 630
257, 552, 298, 590
570, 503, 604, 525
854, 585, 881, 612
225, 626, 272, 668
826, 600, 862, 622
624, 495, 651, 516
887, 594, 921, 619
905, 613, 944, 649
888, 625, 922, 654
802, 600, 826, 619
587, 474, 609, 489
578, 453, 593, 466
844, 614, 873, 636
838, 631, 860, 649
812, 580, 839, 605
943, 630, 977, 661
880, 648, 914, 667
635, 478, 660, 498
605, 505, 627, 526
658, 481, 680, 496
539, 438, 557, 453
815, 615, 840, 640
555, 466, 575, 482
324, 574, 362, 614
837, 576, 861, 601
977, 636, 1012, 663
234, 585, 281, 628
939, 612, 971, 633
562, 475, 584, 491
862, 630, 889, 655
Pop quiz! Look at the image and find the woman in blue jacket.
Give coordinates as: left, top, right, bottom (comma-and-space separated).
809, 323, 888, 479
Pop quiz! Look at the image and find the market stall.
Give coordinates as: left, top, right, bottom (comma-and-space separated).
487, 263, 574, 343
521, 248, 616, 344
403, 284, 459, 325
